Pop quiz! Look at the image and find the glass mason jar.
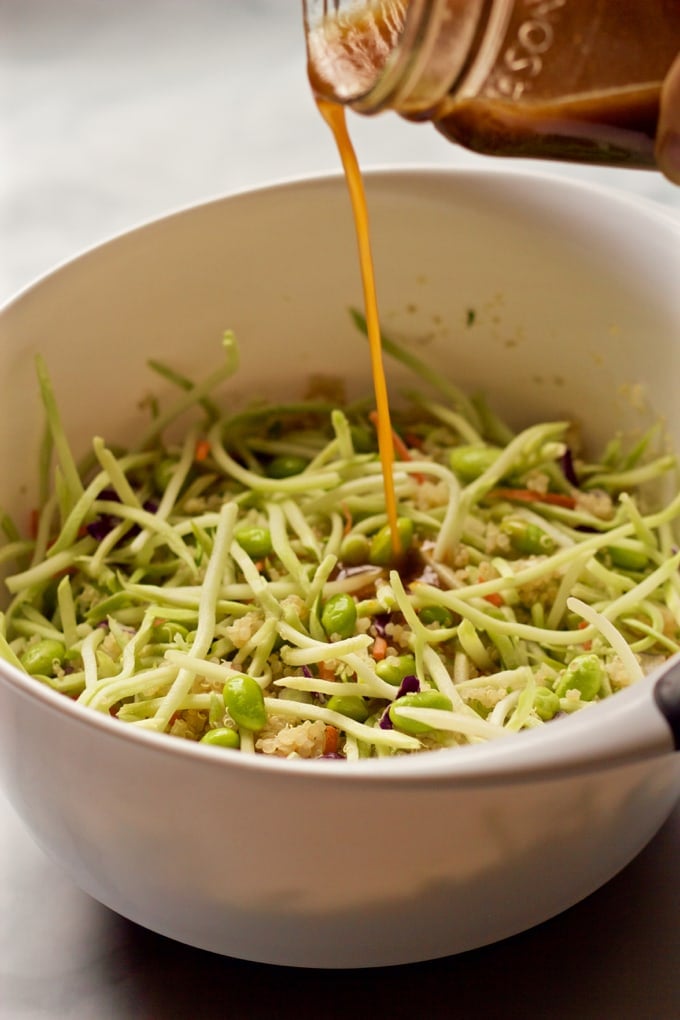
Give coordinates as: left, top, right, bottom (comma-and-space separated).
304, 0, 680, 167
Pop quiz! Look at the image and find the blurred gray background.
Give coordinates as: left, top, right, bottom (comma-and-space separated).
1, 0, 678, 301
1, 3, 679, 1018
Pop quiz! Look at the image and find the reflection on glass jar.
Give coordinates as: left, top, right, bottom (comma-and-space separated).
303, 0, 680, 167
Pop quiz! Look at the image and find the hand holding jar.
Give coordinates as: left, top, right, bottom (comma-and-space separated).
658, 53, 680, 184
305, 1, 680, 175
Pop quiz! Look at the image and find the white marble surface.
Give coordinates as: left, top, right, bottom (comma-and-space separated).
1, 3, 679, 1017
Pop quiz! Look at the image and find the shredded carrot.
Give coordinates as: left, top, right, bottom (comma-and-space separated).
318, 662, 337, 681
195, 438, 211, 462
372, 634, 388, 660
487, 488, 577, 509
404, 432, 424, 450
323, 725, 339, 756
368, 410, 409, 460
578, 619, 592, 649
484, 592, 504, 608
369, 410, 425, 483
390, 429, 411, 463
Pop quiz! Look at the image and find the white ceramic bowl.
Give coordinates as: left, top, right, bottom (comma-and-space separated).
0, 170, 679, 968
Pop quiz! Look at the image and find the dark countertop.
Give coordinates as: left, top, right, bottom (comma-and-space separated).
2, 789, 678, 1019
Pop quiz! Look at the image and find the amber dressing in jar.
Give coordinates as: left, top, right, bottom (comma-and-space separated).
306, 0, 680, 167
307, 0, 680, 558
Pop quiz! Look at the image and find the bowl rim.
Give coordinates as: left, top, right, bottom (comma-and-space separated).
0, 654, 674, 786
1, 163, 678, 315
1, 165, 679, 786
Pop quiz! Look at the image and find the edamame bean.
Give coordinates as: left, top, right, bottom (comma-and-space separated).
533, 686, 560, 721
389, 689, 452, 734
21, 639, 66, 676
449, 444, 501, 482
350, 425, 376, 453
267, 455, 308, 478
235, 525, 273, 559
375, 654, 417, 686
200, 727, 241, 749
153, 457, 178, 493
554, 654, 604, 701
339, 533, 371, 566
321, 593, 357, 640
223, 673, 267, 730
369, 517, 413, 566
326, 695, 369, 722
419, 605, 454, 628
501, 519, 555, 556
607, 545, 648, 571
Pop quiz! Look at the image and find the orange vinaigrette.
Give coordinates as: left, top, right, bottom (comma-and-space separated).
316, 99, 401, 554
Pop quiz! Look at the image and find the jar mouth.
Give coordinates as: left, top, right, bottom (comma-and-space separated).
304, 0, 492, 116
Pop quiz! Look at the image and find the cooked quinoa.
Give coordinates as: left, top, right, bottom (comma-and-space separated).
2, 331, 680, 761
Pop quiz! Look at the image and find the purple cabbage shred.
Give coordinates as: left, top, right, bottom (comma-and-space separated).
373, 614, 390, 638
396, 674, 420, 698
560, 448, 579, 487
86, 516, 116, 540
87, 490, 157, 541
378, 709, 393, 730
98, 488, 120, 502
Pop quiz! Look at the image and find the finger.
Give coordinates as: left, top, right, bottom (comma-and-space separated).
656, 52, 680, 185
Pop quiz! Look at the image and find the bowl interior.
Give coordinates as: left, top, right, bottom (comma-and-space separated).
1, 169, 679, 535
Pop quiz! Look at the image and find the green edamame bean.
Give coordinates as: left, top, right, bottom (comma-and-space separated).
235, 525, 273, 559
389, 690, 452, 734
501, 519, 555, 556
554, 654, 604, 701
350, 425, 376, 453
533, 686, 560, 721
369, 517, 413, 567
449, 444, 501, 482
223, 674, 267, 731
200, 727, 241, 749
375, 654, 417, 686
21, 639, 66, 676
339, 533, 371, 566
267, 455, 308, 478
419, 605, 454, 628
326, 695, 369, 722
607, 545, 648, 571
321, 593, 357, 640
153, 457, 178, 493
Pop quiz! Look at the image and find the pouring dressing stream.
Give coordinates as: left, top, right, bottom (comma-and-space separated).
317, 98, 401, 555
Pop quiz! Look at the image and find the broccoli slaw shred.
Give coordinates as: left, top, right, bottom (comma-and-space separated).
2, 328, 680, 760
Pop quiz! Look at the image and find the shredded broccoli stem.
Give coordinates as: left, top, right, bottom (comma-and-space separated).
566, 596, 644, 682
35, 354, 84, 514
2, 332, 679, 760
133, 330, 239, 450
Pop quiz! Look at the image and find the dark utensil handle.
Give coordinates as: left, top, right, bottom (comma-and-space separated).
654, 656, 680, 750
